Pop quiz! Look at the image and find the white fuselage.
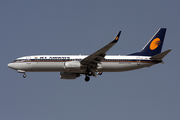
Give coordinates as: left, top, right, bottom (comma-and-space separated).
8, 55, 158, 73
7, 29, 170, 81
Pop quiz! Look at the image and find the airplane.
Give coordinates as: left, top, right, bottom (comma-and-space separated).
7, 28, 171, 82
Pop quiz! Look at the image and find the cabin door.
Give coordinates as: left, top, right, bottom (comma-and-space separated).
26, 56, 31, 64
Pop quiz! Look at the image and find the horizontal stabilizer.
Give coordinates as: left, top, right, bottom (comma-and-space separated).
150, 49, 172, 60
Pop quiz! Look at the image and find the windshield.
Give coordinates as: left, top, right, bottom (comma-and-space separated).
12, 59, 25, 62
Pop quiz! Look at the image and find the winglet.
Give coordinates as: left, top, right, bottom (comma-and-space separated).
111, 31, 121, 43
97, 71, 103, 75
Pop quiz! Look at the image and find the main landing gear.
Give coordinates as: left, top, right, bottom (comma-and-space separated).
85, 75, 90, 82
85, 69, 93, 82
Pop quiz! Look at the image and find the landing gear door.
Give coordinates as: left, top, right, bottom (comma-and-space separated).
26, 56, 31, 64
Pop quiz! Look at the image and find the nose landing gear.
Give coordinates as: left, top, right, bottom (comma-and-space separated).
17, 70, 26, 78
23, 73, 26, 78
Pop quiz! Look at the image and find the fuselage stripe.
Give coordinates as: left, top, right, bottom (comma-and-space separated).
12, 59, 160, 64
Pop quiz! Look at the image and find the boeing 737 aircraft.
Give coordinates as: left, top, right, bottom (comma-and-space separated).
8, 28, 171, 82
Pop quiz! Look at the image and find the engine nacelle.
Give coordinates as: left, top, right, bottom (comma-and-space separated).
60, 72, 80, 79
64, 61, 81, 69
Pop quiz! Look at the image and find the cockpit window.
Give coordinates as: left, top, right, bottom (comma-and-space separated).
13, 59, 24, 62
13, 59, 19, 62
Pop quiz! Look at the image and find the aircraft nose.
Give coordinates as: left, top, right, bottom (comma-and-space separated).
7, 63, 15, 69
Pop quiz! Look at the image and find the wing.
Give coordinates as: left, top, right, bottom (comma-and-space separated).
80, 31, 121, 67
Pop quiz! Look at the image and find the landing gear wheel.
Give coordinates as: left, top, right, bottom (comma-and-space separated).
23, 74, 26, 78
86, 70, 93, 76
85, 76, 90, 82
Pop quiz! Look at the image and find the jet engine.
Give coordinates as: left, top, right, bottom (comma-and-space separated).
60, 72, 80, 79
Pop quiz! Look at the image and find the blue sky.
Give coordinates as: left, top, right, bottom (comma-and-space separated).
1, 0, 179, 120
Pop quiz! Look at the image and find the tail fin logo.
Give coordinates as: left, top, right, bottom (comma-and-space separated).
150, 38, 161, 50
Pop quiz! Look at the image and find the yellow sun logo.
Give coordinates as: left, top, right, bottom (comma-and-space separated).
150, 38, 161, 50
115, 36, 119, 40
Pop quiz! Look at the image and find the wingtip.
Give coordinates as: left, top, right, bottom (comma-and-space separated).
111, 31, 121, 43
117, 31, 121, 37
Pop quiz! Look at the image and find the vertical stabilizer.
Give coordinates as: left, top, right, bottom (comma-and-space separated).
130, 28, 166, 56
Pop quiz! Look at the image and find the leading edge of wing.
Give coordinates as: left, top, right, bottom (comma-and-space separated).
80, 31, 121, 65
